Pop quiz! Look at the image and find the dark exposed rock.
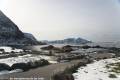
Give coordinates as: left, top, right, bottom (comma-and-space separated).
0, 63, 11, 71
11, 63, 29, 71
24, 33, 37, 41
0, 10, 37, 46
62, 45, 73, 52
27, 61, 37, 68
41, 45, 55, 50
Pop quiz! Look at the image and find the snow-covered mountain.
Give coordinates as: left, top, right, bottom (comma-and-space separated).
43, 37, 91, 44
0, 10, 37, 46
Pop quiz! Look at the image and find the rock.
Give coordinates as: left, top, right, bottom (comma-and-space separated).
24, 33, 37, 41
11, 63, 29, 71
0, 63, 11, 71
62, 45, 73, 52
41, 45, 55, 50
0, 10, 37, 46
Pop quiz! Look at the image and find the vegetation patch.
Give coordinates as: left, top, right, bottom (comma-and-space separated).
52, 59, 93, 80
106, 62, 120, 74
105, 62, 120, 78
27, 59, 49, 69
109, 74, 117, 78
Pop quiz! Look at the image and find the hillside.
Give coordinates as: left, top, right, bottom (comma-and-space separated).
0, 11, 37, 46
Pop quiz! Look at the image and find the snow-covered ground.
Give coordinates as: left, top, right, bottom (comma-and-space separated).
0, 46, 23, 53
73, 58, 120, 80
0, 54, 57, 75
0, 54, 57, 66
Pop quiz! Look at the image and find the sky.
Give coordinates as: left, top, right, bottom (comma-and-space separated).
0, 0, 120, 42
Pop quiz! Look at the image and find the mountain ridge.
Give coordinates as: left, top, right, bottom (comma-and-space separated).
42, 37, 91, 44
0, 10, 37, 46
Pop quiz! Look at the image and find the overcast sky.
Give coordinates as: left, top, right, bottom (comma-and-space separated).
0, 0, 120, 42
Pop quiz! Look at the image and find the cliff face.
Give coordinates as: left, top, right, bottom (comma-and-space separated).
0, 11, 37, 46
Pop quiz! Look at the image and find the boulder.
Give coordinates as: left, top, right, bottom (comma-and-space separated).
11, 63, 29, 71
0, 63, 11, 71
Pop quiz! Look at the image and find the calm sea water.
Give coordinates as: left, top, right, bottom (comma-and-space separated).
87, 42, 120, 48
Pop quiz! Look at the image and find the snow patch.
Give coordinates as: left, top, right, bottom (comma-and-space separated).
0, 46, 23, 53
73, 58, 120, 80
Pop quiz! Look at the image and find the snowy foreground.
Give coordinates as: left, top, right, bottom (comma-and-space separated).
0, 54, 57, 75
73, 58, 120, 80
0, 54, 57, 66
